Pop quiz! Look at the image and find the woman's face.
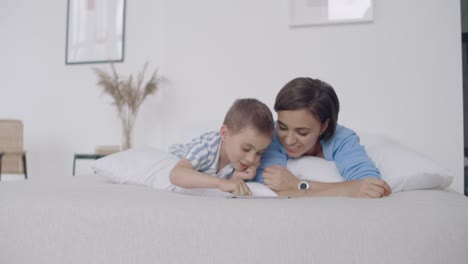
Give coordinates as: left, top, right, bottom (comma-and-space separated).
276, 109, 328, 158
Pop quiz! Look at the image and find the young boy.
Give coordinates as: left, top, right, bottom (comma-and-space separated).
169, 98, 274, 196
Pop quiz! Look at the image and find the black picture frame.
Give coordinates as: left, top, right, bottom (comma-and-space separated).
65, 0, 126, 65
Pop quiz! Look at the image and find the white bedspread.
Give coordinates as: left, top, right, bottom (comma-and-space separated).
1, 175, 467, 264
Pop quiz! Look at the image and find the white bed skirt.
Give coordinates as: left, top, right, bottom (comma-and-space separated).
1, 175, 467, 264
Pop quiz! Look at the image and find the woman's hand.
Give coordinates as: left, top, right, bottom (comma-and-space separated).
343, 178, 392, 198
262, 165, 300, 191
219, 178, 252, 196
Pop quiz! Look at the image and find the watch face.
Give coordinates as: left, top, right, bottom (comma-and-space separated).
299, 182, 308, 190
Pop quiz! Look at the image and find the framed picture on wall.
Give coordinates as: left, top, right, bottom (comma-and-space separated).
289, 0, 373, 27
65, 0, 126, 65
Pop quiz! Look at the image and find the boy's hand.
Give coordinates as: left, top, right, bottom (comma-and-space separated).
232, 165, 257, 180
219, 178, 252, 196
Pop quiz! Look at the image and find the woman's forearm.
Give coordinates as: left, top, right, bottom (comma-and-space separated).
276, 181, 349, 197
276, 179, 390, 198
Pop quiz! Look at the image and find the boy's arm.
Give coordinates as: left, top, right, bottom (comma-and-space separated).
169, 159, 252, 195
170, 159, 223, 189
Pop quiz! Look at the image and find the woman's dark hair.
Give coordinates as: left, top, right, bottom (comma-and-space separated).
274, 77, 339, 140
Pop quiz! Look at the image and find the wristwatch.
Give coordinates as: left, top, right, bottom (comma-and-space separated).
298, 180, 310, 190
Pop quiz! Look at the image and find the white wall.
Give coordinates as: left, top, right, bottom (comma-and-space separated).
1, 0, 464, 193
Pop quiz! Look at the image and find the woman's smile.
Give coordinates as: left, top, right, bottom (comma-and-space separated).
285, 145, 300, 154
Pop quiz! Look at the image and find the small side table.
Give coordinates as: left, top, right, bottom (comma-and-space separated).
73, 153, 107, 176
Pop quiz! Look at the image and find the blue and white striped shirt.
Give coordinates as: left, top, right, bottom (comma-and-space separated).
169, 131, 234, 178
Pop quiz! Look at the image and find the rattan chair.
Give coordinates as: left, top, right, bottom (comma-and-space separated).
0, 120, 27, 180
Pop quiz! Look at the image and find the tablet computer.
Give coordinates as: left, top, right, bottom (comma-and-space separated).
226, 196, 292, 199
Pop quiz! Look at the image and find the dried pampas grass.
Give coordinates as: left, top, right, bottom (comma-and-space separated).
93, 62, 165, 150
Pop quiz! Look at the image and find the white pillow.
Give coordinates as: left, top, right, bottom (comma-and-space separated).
92, 134, 453, 195
92, 147, 179, 191
288, 134, 454, 193
364, 141, 453, 192
247, 182, 278, 196
288, 157, 343, 183
92, 147, 278, 196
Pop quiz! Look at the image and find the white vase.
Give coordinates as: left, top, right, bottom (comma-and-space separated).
121, 122, 134, 151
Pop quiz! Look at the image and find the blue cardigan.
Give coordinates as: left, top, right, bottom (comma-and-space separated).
253, 124, 380, 183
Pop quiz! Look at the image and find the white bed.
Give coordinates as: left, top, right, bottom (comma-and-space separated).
1, 129, 468, 264
1, 175, 467, 264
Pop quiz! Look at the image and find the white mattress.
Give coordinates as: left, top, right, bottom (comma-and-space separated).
1, 175, 468, 264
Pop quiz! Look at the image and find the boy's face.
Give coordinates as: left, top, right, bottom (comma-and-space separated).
220, 125, 272, 173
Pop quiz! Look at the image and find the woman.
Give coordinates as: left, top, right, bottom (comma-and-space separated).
254, 77, 392, 198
